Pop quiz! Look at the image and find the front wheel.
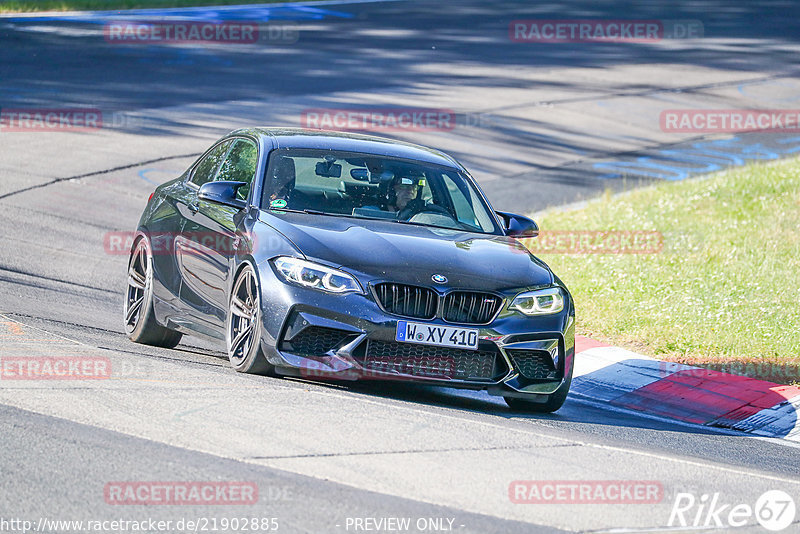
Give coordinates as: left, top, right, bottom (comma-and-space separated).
504, 358, 573, 413
124, 236, 182, 348
226, 264, 275, 375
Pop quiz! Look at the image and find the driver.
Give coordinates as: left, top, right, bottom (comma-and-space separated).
267, 156, 296, 208
385, 171, 426, 219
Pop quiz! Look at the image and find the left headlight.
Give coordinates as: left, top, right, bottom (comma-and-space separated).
272, 257, 363, 294
510, 287, 564, 316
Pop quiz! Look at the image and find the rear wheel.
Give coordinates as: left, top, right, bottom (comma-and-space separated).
226, 264, 274, 375
124, 236, 182, 348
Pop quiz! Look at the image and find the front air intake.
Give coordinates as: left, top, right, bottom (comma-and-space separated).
373, 283, 437, 320
442, 291, 502, 324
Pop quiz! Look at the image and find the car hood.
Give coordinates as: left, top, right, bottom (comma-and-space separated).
259, 212, 553, 291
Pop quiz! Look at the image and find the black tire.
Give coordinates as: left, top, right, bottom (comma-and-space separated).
226, 264, 275, 375
124, 236, 183, 348
504, 356, 574, 413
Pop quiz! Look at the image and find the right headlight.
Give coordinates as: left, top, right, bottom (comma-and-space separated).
509, 287, 564, 316
272, 257, 362, 294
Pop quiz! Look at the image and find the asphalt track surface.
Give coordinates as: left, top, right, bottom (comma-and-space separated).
0, 1, 799, 532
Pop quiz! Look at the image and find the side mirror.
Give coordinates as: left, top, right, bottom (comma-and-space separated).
198, 181, 248, 210
496, 211, 539, 238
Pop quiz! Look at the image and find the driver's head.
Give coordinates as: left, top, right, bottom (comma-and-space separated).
391, 171, 424, 210
272, 157, 296, 193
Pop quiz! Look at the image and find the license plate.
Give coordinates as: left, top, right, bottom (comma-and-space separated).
395, 321, 479, 350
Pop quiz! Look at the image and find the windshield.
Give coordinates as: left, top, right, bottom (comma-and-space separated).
260, 148, 501, 234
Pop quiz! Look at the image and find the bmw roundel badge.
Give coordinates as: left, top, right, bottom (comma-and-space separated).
431, 274, 448, 284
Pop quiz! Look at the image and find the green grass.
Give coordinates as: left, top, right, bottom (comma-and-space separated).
0, 0, 300, 13
521, 157, 800, 381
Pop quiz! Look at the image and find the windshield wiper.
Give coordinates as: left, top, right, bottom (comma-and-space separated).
389, 219, 455, 230
272, 208, 395, 222
389, 218, 485, 233
268, 207, 327, 215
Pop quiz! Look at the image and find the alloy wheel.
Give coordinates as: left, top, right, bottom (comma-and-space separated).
228, 266, 260, 363
125, 239, 150, 332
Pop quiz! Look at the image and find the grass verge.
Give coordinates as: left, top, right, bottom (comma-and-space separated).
0, 1, 300, 13
521, 157, 800, 384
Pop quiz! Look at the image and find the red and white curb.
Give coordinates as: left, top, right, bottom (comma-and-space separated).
572, 336, 800, 442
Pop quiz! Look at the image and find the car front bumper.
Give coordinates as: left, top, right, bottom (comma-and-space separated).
257, 262, 575, 398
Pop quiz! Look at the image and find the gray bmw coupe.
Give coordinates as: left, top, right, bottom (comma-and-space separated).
124, 128, 575, 412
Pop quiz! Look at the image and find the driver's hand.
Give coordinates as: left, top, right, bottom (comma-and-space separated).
398, 199, 425, 220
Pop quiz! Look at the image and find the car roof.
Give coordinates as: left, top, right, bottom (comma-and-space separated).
231, 127, 463, 169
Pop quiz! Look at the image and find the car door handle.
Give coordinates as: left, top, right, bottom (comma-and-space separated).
187, 202, 199, 214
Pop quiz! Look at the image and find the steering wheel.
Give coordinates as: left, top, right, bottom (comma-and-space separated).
407, 204, 459, 225
416, 204, 451, 216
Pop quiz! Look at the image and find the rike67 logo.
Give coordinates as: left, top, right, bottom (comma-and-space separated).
669, 490, 796, 531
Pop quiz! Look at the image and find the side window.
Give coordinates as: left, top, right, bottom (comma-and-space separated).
216, 139, 259, 201
191, 140, 232, 187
